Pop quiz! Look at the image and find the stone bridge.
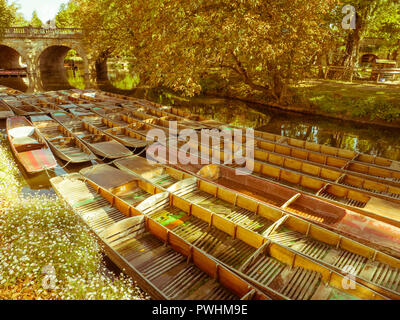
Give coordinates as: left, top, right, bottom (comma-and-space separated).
0, 27, 107, 91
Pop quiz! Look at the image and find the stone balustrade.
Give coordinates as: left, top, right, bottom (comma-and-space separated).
3, 27, 83, 39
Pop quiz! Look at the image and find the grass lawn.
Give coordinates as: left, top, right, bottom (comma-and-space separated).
293, 80, 400, 122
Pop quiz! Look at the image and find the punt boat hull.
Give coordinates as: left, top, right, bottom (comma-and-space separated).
112, 156, 400, 299
75, 165, 389, 300
30, 115, 97, 163
6, 116, 57, 174
50, 174, 269, 301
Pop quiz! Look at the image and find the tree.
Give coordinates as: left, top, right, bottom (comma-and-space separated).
0, 0, 14, 39
70, 0, 340, 104
8, 2, 29, 26
323, 1, 399, 80
30, 10, 43, 27
366, 1, 400, 60
339, 1, 383, 71
56, 2, 80, 28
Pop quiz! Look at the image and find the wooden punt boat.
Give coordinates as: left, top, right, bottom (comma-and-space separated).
63, 112, 149, 148
246, 141, 400, 200
109, 110, 157, 124
51, 111, 132, 159
149, 104, 400, 177
74, 109, 148, 148
123, 114, 197, 135
73, 165, 388, 300
70, 89, 133, 105
50, 174, 269, 300
113, 154, 400, 253
102, 127, 148, 149
130, 101, 400, 187
58, 103, 81, 110
69, 90, 106, 103
78, 114, 121, 131
92, 91, 400, 185
0, 99, 14, 118
102, 113, 135, 127
55, 91, 86, 104
3, 99, 44, 116
131, 106, 210, 131
35, 96, 63, 107
100, 114, 171, 137
6, 116, 57, 174
95, 111, 156, 129
29, 97, 62, 113
0, 86, 22, 96
104, 91, 400, 179
80, 112, 168, 134
68, 107, 95, 117
89, 104, 129, 117
112, 156, 400, 298
184, 138, 400, 228
84, 112, 400, 229
246, 135, 400, 186
30, 115, 97, 163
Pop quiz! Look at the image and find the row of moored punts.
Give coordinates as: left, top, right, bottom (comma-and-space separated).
1, 85, 400, 300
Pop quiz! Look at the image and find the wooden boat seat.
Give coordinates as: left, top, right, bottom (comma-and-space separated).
12, 137, 46, 152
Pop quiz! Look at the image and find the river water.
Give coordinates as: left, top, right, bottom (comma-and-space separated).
1, 69, 400, 196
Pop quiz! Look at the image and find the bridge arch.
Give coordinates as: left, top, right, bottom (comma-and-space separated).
37, 44, 89, 91
0, 44, 27, 69
0, 44, 29, 91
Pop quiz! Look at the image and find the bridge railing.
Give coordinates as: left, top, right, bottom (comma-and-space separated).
3, 27, 83, 39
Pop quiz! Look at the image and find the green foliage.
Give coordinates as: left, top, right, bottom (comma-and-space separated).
66, 70, 85, 89
0, 0, 14, 38
8, 2, 28, 26
108, 72, 140, 90
56, 2, 80, 28
30, 10, 42, 27
62, 0, 341, 103
54, 0, 400, 106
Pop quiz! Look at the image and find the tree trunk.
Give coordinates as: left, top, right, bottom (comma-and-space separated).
338, 12, 363, 81
392, 48, 399, 61
316, 54, 325, 79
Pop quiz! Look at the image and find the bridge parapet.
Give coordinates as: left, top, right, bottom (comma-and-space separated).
4, 27, 82, 39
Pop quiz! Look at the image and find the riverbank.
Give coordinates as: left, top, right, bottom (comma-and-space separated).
204, 79, 400, 128
0, 134, 148, 300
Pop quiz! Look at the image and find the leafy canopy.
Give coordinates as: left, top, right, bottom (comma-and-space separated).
0, 0, 14, 38
30, 10, 42, 27
57, 0, 400, 102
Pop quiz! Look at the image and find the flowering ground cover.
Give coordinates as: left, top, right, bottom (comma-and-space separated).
0, 133, 148, 300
